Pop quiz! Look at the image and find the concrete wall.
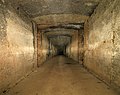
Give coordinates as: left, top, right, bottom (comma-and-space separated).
0, 1, 37, 93
66, 31, 79, 62
84, 0, 120, 89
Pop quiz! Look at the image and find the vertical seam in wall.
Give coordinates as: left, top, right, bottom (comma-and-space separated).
110, 0, 117, 85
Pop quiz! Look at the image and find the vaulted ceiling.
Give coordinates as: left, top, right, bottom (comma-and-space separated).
6, 0, 100, 50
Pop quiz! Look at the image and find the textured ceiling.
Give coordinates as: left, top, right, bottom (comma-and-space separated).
7, 0, 100, 17
35, 14, 88, 29
5, 0, 100, 50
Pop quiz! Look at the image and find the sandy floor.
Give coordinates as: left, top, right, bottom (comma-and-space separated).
4, 56, 119, 95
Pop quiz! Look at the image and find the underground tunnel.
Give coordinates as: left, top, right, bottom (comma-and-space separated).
0, 0, 120, 95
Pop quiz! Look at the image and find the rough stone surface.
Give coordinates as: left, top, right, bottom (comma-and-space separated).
37, 31, 48, 66
0, 0, 120, 94
66, 30, 79, 61
0, 2, 36, 94
112, 0, 120, 88
84, 0, 120, 89
35, 14, 88, 29
6, 0, 100, 17
37, 31, 57, 66
78, 29, 84, 64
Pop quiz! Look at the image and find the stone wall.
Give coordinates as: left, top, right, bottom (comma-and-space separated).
84, 0, 120, 89
37, 31, 57, 66
78, 29, 84, 64
37, 31, 48, 66
66, 31, 79, 62
112, 0, 120, 88
0, 1, 37, 94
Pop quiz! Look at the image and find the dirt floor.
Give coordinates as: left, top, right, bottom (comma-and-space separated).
3, 56, 119, 95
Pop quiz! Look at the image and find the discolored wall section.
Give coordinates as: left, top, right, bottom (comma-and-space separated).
0, 2, 37, 94
84, 0, 120, 89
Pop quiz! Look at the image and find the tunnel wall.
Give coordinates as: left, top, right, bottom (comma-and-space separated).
78, 29, 84, 64
66, 31, 79, 62
37, 31, 57, 66
0, 2, 37, 93
84, 0, 120, 89
37, 31, 49, 66
49, 41, 57, 57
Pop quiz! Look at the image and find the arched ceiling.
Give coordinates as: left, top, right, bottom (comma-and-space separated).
6, 0, 100, 49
